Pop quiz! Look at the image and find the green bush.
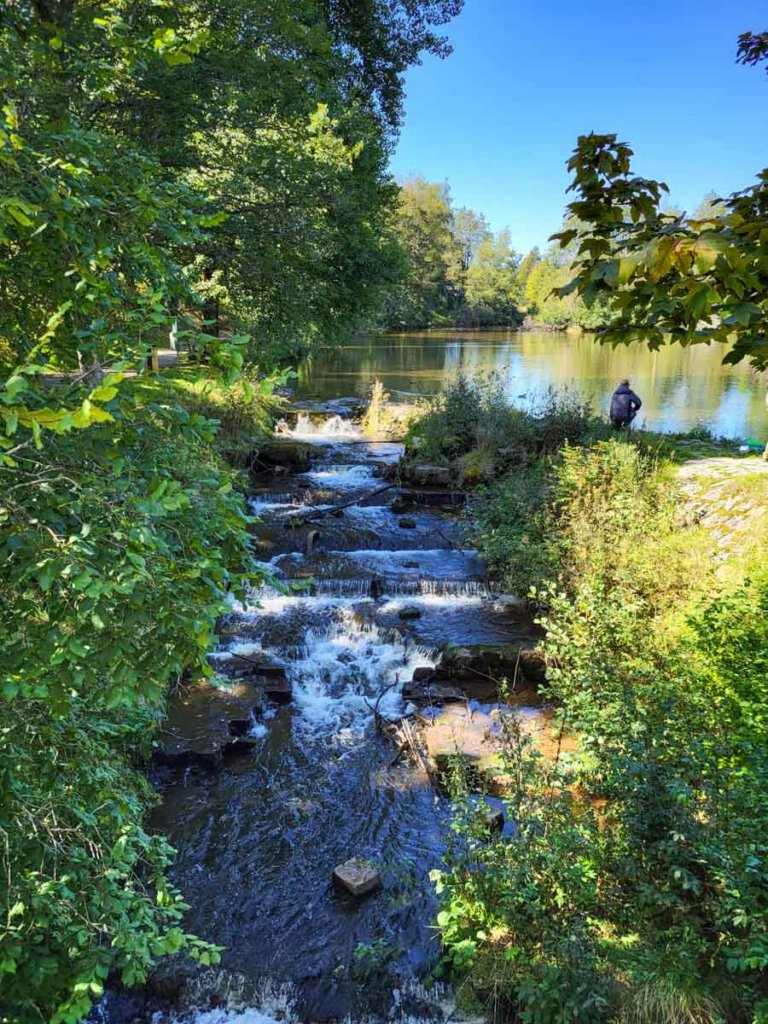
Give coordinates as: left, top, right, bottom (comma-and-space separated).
406, 375, 607, 484
0, 390, 260, 1022
435, 440, 768, 1023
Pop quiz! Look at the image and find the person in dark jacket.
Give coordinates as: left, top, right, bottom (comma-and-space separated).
610, 379, 642, 429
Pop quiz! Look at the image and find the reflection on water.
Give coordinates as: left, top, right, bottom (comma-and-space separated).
295, 330, 767, 441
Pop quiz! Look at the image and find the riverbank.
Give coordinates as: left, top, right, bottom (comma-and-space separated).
402, 377, 768, 1023
83, 376, 768, 1024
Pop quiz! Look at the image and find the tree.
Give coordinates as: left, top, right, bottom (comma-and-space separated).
452, 207, 491, 273
380, 176, 461, 328
380, 180, 523, 329
554, 30, 768, 372
514, 246, 541, 299
463, 229, 520, 325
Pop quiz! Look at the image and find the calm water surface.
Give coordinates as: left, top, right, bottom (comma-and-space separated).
295, 330, 767, 441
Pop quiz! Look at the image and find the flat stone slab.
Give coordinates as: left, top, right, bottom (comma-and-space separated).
421, 703, 578, 794
332, 857, 383, 898
264, 677, 292, 704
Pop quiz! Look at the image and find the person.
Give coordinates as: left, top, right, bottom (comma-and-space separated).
610, 378, 642, 429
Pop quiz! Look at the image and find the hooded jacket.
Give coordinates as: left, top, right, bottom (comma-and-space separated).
610, 384, 642, 424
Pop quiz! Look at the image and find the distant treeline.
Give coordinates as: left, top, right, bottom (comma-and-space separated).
378, 177, 725, 332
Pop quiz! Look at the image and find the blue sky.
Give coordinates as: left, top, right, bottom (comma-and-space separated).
390, 0, 768, 253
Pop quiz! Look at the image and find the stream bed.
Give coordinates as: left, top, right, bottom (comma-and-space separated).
98, 408, 541, 1024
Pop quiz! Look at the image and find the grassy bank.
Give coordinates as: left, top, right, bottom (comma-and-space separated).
407, 376, 768, 1023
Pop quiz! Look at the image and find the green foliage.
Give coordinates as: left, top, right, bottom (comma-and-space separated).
0, 391, 256, 1021
0, 701, 221, 1024
381, 178, 523, 329
112, 1, 463, 361
435, 434, 768, 1022
556, 123, 768, 370
522, 232, 614, 330
406, 374, 606, 483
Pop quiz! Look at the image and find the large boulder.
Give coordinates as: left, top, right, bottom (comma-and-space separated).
438, 643, 546, 687
402, 680, 465, 706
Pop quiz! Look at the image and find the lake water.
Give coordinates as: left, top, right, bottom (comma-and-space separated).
295, 330, 767, 442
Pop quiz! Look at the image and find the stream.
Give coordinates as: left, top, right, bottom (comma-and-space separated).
97, 406, 540, 1024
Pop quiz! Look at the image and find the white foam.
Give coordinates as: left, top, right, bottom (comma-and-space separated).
285, 611, 435, 739
302, 464, 378, 489
278, 413, 361, 440
185, 1013, 279, 1024
378, 595, 484, 613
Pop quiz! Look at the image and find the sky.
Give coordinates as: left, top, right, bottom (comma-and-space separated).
390, 0, 768, 253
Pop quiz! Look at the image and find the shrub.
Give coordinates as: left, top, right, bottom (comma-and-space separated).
435, 441, 768, 1022
406, 375, 608, 484
0, 390, 260, 1022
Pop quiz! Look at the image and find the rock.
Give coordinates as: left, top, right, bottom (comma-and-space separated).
397, 606, 421, 620
230, 657, 286, 680
253, 439, 313, 471
398, 517, 417, 529
306, 529, 320, 555
403, 680, 465, 706
402, 560, 420, 569
229, 718, 251, 737
222, 737, 258, 756
152, 746, 223, 772
402, 701, 418, 717
402, 463, 453, 487
264, 677, 292, 704
395, 489, 466, 510
438, 644, 547, 687
412, 666, 435, 684
332, 857, 383, 898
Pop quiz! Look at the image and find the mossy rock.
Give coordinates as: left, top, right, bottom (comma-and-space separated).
252, 439, 313, 471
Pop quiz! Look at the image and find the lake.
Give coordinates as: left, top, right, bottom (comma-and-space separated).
295, 329, 767, 442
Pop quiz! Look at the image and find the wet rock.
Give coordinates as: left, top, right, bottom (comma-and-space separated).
332, 857, 383, 898
306, 529, 320, 555
223, 737, 259, 756
397, 606, 422, 620
402, 681, 465, 706
397, 517, 417, 529
395, 489, 466, 509
152, 746, 223, 772
253, 439, 313, 471
229, 718, 251, 737
264, 677, 292, 704
230, 656, 286, 680
412, 666, 435, 684
401, 463, 453, 487
402, 560, 420, 569
438, 643, 546, 687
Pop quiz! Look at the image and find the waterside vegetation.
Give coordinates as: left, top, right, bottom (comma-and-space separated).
407, 376, 768, 1023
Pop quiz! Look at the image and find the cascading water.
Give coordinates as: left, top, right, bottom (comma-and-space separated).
101, 411, 538, 1024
